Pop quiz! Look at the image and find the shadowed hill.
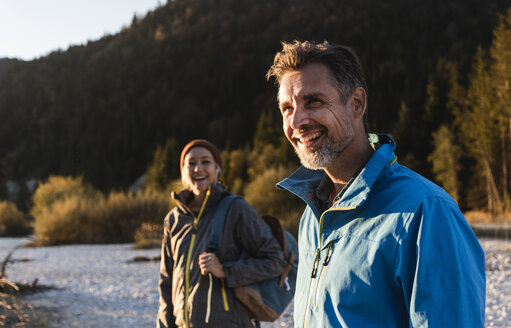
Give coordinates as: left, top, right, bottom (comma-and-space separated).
0, 0, 509, 192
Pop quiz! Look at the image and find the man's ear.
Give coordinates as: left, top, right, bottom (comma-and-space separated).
351, 87, 367, 119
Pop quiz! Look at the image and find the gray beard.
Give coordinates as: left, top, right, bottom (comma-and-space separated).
295, 134, 352, 170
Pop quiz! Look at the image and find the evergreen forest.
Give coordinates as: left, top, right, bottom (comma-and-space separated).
1, 0, 511, 226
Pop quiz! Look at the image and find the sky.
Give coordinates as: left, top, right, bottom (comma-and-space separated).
0, 0, 163, 60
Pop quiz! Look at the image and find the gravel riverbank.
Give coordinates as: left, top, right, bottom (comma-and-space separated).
1, 237, 509, 327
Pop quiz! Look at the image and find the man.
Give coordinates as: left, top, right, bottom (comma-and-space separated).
266, 40, 485, 327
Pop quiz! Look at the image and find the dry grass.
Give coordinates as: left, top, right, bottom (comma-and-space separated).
0, 292, 35, 327
0, 248, 40, 327
32, 184, 171, 245
88, 191, 169, 244
0, 201, 31, 237
464, 211, 511, 224
243, 166, 303, 237
133, 222, 163, 249
33, 196, 92, 245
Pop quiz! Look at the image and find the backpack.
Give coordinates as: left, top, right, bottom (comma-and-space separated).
208, 195, 298, 322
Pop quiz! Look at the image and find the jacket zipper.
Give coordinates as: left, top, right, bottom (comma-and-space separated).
184, 187, 211, 328
220, 278, 229, 310
314, 241, 334, 307
304, 206, 356, 328
304, 248, 321, 328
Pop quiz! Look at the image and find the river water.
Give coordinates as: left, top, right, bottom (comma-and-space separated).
1, 237, 509, 327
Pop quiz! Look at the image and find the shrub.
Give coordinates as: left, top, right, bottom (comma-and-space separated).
32, 189, 171, 245
243, 166, 303, 237
0, 201, 31, 237
31, 175, 171, 245
134, 222, 164, 249
222, 148, 249, 194
30, 175, 101, 219
87, 191, 170, 243
33, 196, 92, 245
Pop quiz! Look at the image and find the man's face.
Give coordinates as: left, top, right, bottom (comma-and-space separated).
278, 63, 356, 170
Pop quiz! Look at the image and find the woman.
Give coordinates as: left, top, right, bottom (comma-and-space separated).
157, 139, 287, 328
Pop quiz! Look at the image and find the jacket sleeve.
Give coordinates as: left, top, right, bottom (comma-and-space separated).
395, 196, 486, 327
157, 214, 178, 328
223, 198, 287, 288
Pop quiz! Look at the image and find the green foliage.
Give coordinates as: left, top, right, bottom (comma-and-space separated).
253, 110, 282, 152
428, 125, 461, 203
243, 166, 303, 236
222, 147, 250, 194
1, 0, 509, 198
0, 201, 31, 236
392, 101, 420, 171
1, 0, 511, 218
490, 8, 511, 118
145, 138, 180, 192
247, 144, 286, 180
392, 101, 412, 144
450, 7, 511, 213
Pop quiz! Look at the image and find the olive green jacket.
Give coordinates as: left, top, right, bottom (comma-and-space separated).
157, 184, 287, 328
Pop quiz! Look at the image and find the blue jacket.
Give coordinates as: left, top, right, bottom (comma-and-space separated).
277, 134, 485, 328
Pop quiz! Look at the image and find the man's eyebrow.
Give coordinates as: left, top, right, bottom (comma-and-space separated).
302, 92, 325, 100
278, 98, 290, 107
279, 91, 325, 104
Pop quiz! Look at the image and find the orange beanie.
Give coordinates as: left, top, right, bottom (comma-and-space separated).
180, 139, 223, 172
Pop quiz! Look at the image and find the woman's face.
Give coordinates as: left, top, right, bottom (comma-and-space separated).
182, 147, 219, 196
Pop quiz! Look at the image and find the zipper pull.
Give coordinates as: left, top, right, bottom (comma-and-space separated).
323, 241, 334, 266
311, 248, 321, 278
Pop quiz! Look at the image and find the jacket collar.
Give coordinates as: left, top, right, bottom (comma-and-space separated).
171, 183, 228, 215
277, 134, 397, 215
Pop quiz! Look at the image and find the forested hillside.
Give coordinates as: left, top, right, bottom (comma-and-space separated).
0, 0, 509, 211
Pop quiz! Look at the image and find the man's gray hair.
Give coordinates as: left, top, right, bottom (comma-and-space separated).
266, 40, 368, 129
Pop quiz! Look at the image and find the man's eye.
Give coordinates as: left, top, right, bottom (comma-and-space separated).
309, 99, 322, 107
281, 105, 293, 113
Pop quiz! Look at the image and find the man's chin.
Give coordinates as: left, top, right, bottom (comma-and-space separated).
296, 152, 325, 170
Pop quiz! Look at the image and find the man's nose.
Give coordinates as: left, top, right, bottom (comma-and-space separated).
289, 105, 310, 130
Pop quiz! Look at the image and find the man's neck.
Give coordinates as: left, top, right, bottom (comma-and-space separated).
325, 138, 374, 196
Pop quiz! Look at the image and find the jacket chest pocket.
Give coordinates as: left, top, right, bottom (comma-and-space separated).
314, 235, 396, 308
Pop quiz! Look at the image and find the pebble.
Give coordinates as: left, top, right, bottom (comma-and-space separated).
0, 237, 509, 327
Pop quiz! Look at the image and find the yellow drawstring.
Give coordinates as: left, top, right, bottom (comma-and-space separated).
184, 187, 211, 328
205, 273, 213, 323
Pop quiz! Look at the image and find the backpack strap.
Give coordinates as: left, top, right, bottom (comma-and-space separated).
208, 195, 240, 252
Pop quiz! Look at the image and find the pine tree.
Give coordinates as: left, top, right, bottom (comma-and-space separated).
459, 9, 511, 214
465, 47, 502, 214
489, 8, 511, 208
252, 110, 281, 153
145, 138, 179, 192
428, 125, 461, 203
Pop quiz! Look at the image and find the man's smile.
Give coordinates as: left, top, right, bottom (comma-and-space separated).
292, 128, 325, 148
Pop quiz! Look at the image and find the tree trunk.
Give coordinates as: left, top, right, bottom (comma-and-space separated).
483, 156, 502, 216
501, 118, 508, 209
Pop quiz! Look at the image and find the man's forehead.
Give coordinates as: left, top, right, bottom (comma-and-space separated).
278, 66, 332, 103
